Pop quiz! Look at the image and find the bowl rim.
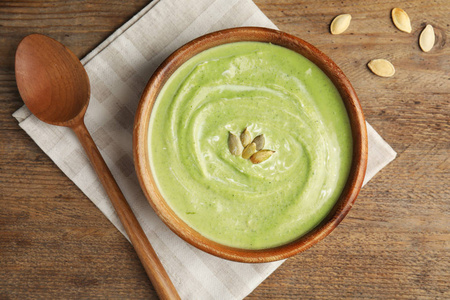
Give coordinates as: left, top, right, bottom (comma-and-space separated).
133, 27, 368, 263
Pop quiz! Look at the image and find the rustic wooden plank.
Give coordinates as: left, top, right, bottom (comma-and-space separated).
1, 0, 449, 299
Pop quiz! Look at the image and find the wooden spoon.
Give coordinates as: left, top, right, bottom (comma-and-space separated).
15, 34, 180, 300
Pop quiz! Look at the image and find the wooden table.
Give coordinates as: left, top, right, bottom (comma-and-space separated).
1, 0, 448, 298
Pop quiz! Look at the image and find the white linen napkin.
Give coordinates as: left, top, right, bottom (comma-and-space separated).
12, 0, 397, 298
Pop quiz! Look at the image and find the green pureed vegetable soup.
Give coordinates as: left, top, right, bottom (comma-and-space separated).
148, 42, 352, 249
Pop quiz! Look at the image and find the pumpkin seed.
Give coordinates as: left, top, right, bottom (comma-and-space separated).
242, 143, 257, 159
391, 8, 412, 33
240, 127, 252, 147
250, 150, 275, 164
368, 59, 395, 77
330, 14, 352, 35
228, 132, 243, 156
252, 134, 265, 151
419, 24, 435, 52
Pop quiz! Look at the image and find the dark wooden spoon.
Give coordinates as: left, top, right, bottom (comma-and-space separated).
15, 34, 180, 300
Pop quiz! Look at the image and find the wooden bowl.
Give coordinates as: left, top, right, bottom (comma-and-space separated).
133, 27, 368, 263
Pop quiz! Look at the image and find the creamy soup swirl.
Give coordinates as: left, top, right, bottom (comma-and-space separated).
148, 42, 352, 249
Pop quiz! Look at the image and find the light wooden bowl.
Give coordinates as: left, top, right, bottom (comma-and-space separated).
133, 27, 368, 263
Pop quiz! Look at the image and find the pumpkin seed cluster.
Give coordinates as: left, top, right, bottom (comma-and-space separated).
228, 127, 275, 164
330, 8, 436, 78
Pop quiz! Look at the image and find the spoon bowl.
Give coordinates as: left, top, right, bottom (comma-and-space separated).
15, 34, 89, 125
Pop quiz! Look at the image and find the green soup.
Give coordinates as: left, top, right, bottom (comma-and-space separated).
148, 42, 352, 249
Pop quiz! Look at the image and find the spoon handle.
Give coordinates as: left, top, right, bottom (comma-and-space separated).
72, 121, 180, 300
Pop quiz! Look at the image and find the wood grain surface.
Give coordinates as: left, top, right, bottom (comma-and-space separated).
1, 0, 448, 299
